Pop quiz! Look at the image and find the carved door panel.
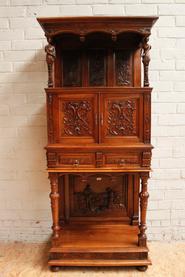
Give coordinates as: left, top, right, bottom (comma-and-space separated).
54, 93, 98, 144
100, 93, 143, 144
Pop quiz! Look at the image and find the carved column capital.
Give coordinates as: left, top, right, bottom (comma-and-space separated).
141, 36, 151, 87
45, 36, 56, 87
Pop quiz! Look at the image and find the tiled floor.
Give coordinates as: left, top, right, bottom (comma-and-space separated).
0, 242, 185, 277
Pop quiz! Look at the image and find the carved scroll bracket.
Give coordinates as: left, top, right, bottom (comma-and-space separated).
45, 36, 56, 87
141, 36, 151, 87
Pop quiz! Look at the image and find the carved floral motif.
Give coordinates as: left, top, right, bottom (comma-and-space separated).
63, 101, 92, 136
107, 100, 137, 136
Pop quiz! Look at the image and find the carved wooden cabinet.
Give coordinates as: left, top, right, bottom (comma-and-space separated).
37, 16, 158, 272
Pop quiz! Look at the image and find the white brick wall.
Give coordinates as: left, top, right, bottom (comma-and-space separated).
0, 0, 185, 242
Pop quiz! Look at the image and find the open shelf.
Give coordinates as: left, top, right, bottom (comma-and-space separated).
49, 224, 151, 267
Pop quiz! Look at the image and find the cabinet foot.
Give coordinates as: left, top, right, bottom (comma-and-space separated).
50, 266, 60, 272
136, 265, 148, 272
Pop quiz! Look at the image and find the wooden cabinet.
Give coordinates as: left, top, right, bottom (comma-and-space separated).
38, 16, 158, 272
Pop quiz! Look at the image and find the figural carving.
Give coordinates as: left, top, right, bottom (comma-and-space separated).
142, 36, 151, 87
45, 37, 56, 87
74, 184, 124, 215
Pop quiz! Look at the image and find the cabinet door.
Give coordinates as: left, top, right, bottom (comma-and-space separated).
54, 93, 98, 144
100, 93, 143, 144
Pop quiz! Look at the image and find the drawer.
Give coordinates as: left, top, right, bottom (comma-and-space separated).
58, 153, 95, 168
104, 153, 140, 168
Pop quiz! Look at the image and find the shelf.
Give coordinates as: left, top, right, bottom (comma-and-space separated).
49, 224, 150, 267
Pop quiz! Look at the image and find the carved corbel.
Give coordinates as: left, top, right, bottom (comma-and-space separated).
141, 36, 151, 87
79, 31, 85, 42
45, 36, 56, 87
142, 151, 152, 167
111, 30, 117, 41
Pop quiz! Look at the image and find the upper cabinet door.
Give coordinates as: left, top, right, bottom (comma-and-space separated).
100, 93, 143, 144
53, 93, 98, 144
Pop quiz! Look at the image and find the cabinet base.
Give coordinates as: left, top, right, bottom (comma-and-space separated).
49, 259, 151, 267
48, 224, 151, 269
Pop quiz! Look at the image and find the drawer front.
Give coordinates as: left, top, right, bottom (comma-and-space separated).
58, 153, 95, 168
104, 153, 140, 168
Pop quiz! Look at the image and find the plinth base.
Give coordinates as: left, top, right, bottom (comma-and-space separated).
48, 224, 151, 268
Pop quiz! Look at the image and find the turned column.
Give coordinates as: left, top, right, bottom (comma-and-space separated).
138, 172, 149, 247
49, 172, 60, 239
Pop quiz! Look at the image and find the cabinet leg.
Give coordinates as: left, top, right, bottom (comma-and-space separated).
136, 265, 148, 272
49, 173, 60, 239
138, 172, 149, 247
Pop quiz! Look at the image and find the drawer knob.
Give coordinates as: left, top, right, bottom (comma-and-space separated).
73, 159, 80, 167
119, 159, 125, 166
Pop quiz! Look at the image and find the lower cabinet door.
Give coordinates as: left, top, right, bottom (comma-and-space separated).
53, 93, 98, 144
100, 93, 143, 144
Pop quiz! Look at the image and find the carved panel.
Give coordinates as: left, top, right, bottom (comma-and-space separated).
143, 94, 151, 143
96, 152, 103, 168
88, 50, 106, 86
107, 99, 137, 136
47, 152, 57, 167
62, 100, 92, 136
62, 51, 81, 86
115, 50, 132, 86
74, 184, 124, 214
70, 175, 127, 217
47, 94, 54, 143
142, 151, 151, 167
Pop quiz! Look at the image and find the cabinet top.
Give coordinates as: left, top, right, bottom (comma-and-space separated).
37, 16, 158, 38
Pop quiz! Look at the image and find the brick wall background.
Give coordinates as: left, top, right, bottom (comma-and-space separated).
0, 0, 185, 242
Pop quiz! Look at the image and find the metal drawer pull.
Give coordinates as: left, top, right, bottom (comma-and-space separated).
73, 159, 80, 167
119, 159, 125, 166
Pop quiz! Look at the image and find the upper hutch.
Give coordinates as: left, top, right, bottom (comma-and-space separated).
37, 16, 158, 272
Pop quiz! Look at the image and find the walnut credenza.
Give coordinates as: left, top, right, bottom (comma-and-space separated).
37, 16, 158, 272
